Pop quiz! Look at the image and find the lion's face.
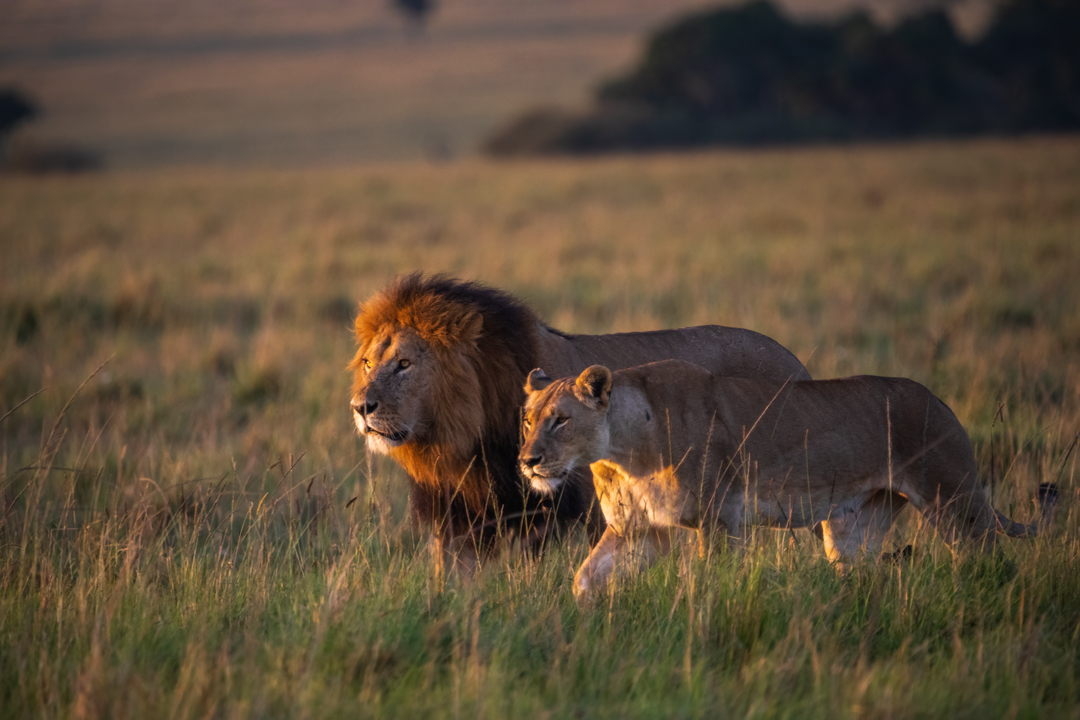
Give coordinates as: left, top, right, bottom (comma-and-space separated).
519, 366, 613, 494
350, 327, 437, 454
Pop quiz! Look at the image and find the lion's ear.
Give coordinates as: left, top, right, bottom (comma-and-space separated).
575, 365, 612, 409
525, 368, 553, 394
455, 311, 483, 345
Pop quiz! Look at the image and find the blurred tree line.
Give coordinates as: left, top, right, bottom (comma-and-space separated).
0, 87, 101, 174
485, 0, 1080, 154
0, 90, 38, 157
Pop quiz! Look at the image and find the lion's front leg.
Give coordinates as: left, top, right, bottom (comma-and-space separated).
434, 533, 480, 580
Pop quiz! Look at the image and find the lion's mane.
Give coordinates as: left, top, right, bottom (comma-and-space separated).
351, 274, 581, 546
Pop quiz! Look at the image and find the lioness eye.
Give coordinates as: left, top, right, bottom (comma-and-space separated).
398, 359, 411, 370
552, 416, 568, 429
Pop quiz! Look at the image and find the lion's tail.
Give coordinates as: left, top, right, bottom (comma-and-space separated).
994, 482, 1059, 538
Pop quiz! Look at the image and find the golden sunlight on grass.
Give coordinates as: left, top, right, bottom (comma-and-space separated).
1, 136, 1078, 717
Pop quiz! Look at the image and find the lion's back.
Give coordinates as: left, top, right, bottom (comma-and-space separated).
550, 324, 809, 383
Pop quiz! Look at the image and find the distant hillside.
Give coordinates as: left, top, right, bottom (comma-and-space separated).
0, 0, 727, 168
485, 0, 1080, 155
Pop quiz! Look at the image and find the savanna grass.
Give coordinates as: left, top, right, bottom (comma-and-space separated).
2, 136, 1079, 717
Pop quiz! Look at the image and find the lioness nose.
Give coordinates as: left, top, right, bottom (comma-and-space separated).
522, 454, 543, 469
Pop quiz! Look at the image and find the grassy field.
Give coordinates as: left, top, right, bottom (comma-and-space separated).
2, 136, 1080, 717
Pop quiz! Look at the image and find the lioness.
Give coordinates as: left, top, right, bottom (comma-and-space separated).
350, 274, 810, 572
519, 361, 1057, 597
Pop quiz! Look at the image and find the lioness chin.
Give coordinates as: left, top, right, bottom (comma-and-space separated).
519, 360, 1057, 600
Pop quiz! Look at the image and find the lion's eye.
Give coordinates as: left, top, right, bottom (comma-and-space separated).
552, 416, 569, 430
398, 359, 411, 370
362, 358, 371, 370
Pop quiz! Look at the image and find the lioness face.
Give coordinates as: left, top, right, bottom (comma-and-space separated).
350, 328, 435, 454
519, 366, 613, 495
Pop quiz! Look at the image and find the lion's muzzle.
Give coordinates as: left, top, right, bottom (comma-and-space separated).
351, 397, 410, 448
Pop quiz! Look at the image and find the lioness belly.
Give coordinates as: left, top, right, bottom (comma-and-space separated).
742, 481, 892, 529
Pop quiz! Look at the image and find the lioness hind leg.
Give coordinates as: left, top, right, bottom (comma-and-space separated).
822, 491, 908, 572
919, 486, 1000, 553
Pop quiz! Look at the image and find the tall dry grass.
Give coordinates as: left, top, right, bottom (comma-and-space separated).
1, 136, 1079, 717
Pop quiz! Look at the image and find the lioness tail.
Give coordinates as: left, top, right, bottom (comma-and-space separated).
994, 482, 1059, 538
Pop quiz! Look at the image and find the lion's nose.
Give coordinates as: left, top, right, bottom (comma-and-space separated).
522, 454, 543, 469
351, 400, 378, 416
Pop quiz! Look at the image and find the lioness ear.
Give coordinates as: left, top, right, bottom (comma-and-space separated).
525, 368, 553, 394
575, 365, 612, 409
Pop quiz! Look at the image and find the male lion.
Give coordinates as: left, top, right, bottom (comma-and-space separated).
349, 274, 809, 572
519, 361, 1057, 598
